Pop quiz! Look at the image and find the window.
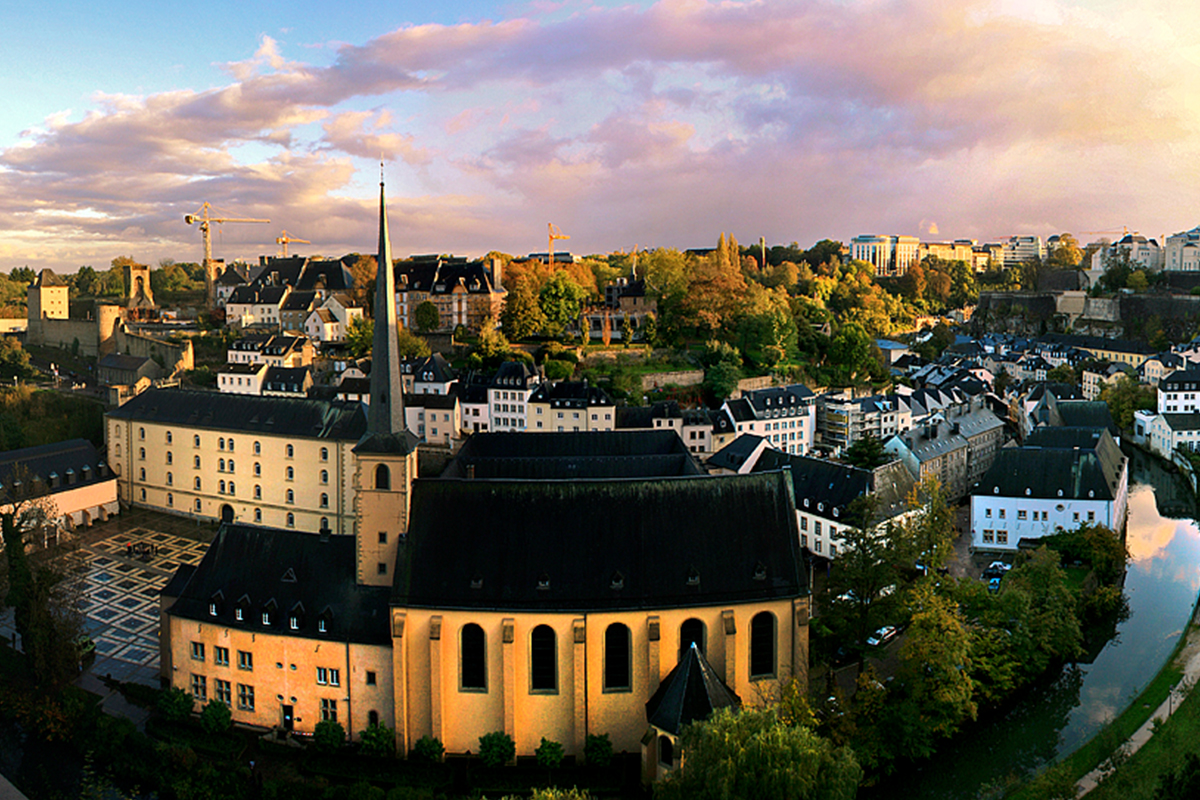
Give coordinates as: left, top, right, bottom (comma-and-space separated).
228, 459, 234, 473
985, 508, 992, 518
139, 427, 145, 440
237, 683, 255, 711
194, 477, 202, 490
219, 480, 225, 494
317, 667, 329, 685
377, 562, 387, 575
320, 698, 338, 723
214, 646, 229, 666
329, 668, 340, 687
194, 455, 201, 469
680, 618, 706, 656
219, 438, 225, 451
750, 612, 776, 678
983, 530, 995, 543
139, 468, 145, 481
320, 447, 328, 462
1088, 511, 1095, 521
286, 513, 294, 528
366, 671, 377, 686
999, 509, 1006, 519
320, 517, 328, 530
254, 463, 261, 477
461, 623, 487, 691
191, 674, 207, 701
286, 489, 294, 504
166, 472, 173, 486
228, 439, 234, 452
375, 464, 390, 490
254, 485, 261, 500
604, 623, 631, 691
191, 641, 205, 661
286, 444, 294, 458
167, 431, 173, 444
167, 452, 173, 464
139, 447, 145, 461
215, 679, 231, 706
659, 735, 674, 766
194, 435, 201, 447
530, 625, 557, 692
228, 482, 235, 496
286, 467, 294, 481
378, 532, 388, 544
1017, 510, 1027, 520
238, 650, 253, 671
320, 493, 328, 508
254, 508, 262, 523
320, 469, 328, 485
167, 493, 173, 507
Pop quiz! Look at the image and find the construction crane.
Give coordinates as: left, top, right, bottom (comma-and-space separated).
1081, 227, 1133, 237
275, 230, 310, 258
184, 202, 269, 308
548, 223, 570, 267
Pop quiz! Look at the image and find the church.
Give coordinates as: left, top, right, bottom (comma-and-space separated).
156, 181, 810, 768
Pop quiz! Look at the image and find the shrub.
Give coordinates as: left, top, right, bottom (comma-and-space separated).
502, 790, 592, 800
199, 699, 231, 735
387, 788, 435, 800
359, 724, 395, 758
544, 359, 574, 381
584, 733, 613, 767
536, 737, 564, 768
411, 734, 444, 763
478, 730, 515, 767
157, 687, 193, 723
313, 719, 346, 752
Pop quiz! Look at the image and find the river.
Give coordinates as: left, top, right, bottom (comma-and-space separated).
878, 447, 1200, 800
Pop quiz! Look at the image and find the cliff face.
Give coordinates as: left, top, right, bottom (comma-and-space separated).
973, 291, 1200, 342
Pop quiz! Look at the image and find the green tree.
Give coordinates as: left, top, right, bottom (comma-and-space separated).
538, 272, 588, 337
897, 582, 976, 739
414, 300, 440, 333
826, 497, 899, 659
704, 361, 741, 402
397, 328, 432, 360
1046, 364, 1077, 384
313, 719, 346, 752
157, 687, 194, 722
1154, 752, 1200, 800
1004, 546, 1083, 668
827, 323, 880, 385
655, 707, 861, 800
10, 267, 35, 284
1127, 269, 1149, 292
1100, 374, 1156, 430
359, 724, 396, 757
584, 733, 613, 767
345, 317, 374, 359
641, 313, 658, 347
475, 319, 511, 362
844, 434, 888, 470
199, 699, 231, 735
621, 314, 634, 347
535, 737, 565, 767
500, 278, 547, 341
478, 730, 516, 767
895, 477, 956, 572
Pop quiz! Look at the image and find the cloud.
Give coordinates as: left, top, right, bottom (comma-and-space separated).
5, 0, 1200, 272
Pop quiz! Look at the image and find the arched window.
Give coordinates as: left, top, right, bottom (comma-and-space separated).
530, 625, 557, 692
166, 452, 173, 464
286, 512, 294, 527
286, 466, 294, 481
194, 435, 200, 447
219, 459, 225, 472
115, 444, 121, 457
166, 431, 173, 444
368, 710, 379, 728
139, 447, 145, 460
194, 498, 202, 512
166, 472, 173, 485
195, 477, 202, 490
139, 488, 146, 501
254, 485, 261, 500
375, 464, 390, 490
461, 623, 486, 690
286, 444, 294, 458
254, 508, 262, 523
219, 480, 226, 494
320, 493, 328, 509
138, 427, 145, 440
254, 463, 261, 477
254, 441, 261, 455
659, 736, 674, 766
228, 459, 234, 473
286, 489, 294, 504
320, 447, 328, 462
228, 439, 234, 452
320, 470, 328, 485
604, 623, 631, 691
167, 493, 173, 507
750, 612, 776, 678
320, 517, 329, 530
194, 455, 200, 469
680, 618, 706, 656
219, 438, 225, 451
228, 482, 235, 496
139, 468, 145, 481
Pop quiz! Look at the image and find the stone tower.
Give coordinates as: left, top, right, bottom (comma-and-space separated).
353, 176, 418, 586
123, 262, 155, 310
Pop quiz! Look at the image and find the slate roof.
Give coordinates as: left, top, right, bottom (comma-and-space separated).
442, 431, 703, 478
402, 353, 457, 385
281, 290, 319, 312
107, 388, 367, 440
1160, 413, 1200, 431
1160, 369, 1200, 392
0, 439, 112, 492
404, 392, 458, 410
645, 644, 741, 736
98, 353, 154, 372
35, 269, 67, 287
165, 524, 391, 645
529, 381, 613, 408
708, 434, 766, 472
1024, 426, 1109, 449
394, 258, 500, 296
397, 471, 806, 611
752, 450, 915, 522
262, 366, 310, 393
1056, 401, 1118, 436
974, 431, 1125, 501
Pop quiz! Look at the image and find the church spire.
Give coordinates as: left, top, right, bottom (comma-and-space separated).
366, 172, 405, 436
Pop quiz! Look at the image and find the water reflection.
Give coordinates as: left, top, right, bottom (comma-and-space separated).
878, 450, 1200, 800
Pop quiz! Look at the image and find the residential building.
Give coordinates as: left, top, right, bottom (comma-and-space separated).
1090, 234, 1164, 272
1157, 368, 1200, 413
885, 417, 970, 502
404, 392, 461, 446
916, 240, 975, 264
226, 285, 290, 329
849, 234, 920, 277
528, 381, 616, 432
97, 353, 164, 387
1082, 364, 1133, 400
487, 361, 542, 432
817, 394, 911, 454
722, 386, 816, 456
970, 427, 1128, 550
0, 439, 118, 531
226, 334, 312, 368
1165, 227, 1200, 272
401, 353, 458, 396
616, 402, 727, 456
1001, 235, 1046, 267
394, 255, 506, 333
1138, 352, 1185, 387
1039, 334, 1154, 369
280, 290, 319, 334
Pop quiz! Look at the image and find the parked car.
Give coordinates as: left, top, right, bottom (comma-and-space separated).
988, 561, 1012, 573
867, 625, 898, 647
988, 576, 1003, 594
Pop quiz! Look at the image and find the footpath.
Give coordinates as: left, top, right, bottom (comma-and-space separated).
1076, 623, 1200, 796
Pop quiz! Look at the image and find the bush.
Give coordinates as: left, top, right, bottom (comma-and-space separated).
584, 733, 613, 767
157, 687, 193, 723
478, 730, 516, 767
536, 737, 564, 768
502, 790, 592, 800
411, 734, 444, 763
199, 699, 231, 735
544, 359, 574, 381
387, 788, 435, 800
313, 719, 346, 752
351, 781, 387, 800
359, 724, 395, 757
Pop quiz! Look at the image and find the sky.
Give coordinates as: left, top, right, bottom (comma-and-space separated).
4, 0, 1200, 273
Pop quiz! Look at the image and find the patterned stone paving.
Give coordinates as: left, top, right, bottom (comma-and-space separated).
0, 520, 211, 687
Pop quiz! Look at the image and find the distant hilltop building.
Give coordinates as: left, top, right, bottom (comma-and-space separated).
1000, 235, 1046, 267
849, 234, 919, 277
394, 254, 506, 334
1090, 234, 1163, 272
1165, 227, 1200, 271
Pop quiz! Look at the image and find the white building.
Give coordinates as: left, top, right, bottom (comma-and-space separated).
1001, 236, 1046, 267
970, 428, 1128, 550
849, 235, 920, 277
486, 361, 541, 432
1165, 227, 1200, 272
722, 385, 817, 456
1090, 234, 1164, 272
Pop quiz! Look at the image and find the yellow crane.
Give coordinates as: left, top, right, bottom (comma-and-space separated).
275, 230, 311, 258
548, 223, 570, 267
184, 202, 269, 308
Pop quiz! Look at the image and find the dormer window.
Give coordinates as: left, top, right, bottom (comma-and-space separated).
262, 611, 271, 625
289, 616, 299, 630
470, 574, 484, 590
610, 571, 625, 591
686, 568, 700, 587
209, 602, 218, 616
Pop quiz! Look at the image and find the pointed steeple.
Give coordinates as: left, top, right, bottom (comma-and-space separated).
367, 173, 405, 437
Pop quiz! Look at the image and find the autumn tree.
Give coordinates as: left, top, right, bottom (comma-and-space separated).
345, 254, 377, 311
499, 278, 546, 341
895, 477, 956, 572
1047, 233, 1083, 268
344, 317, 374, 359
1099, 374, 1156, 430
896, 582, 976, 742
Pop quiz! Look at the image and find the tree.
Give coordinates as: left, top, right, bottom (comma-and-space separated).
1127, 269, 1149, 292
478, 730, 516, 767
1046, 364, 1077, 385
199, 699, 231, 735
621, 314, 634, 347
1047, 233, 1083, 269
157, 687, 194, 723
414, 301, 440, 333
1004, 546, 1083, 668
844, 434, 888, 470
345, 253, 377, 311
475, 318, 511, 363
1154, 752, 1200, 800
396, 328, 431, 360
313, 719, 346, 752
826, 497, 899, 660
10, 267, 35, 284
538, 272, 589, 337
704, 361, 741, 402
895, 477, 956, 572
1100, 374, 1156, 430
641, 313, 658, 347
345, 317, 374, 359
655, 707, 861, 800
897, 582, 976, 739
500, 278, 546, 340
359, 724, 396, 757
827, 323, 880, 386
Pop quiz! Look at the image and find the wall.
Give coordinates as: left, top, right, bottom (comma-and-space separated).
28, 317, 101, 355
640, 370, 703, 392
114, 326, 195, 375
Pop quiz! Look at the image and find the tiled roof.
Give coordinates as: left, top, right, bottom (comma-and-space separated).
645, 644, 740, 735
442, 430, 703, 478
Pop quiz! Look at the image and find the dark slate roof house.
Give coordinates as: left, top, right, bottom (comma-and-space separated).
443, 430, 703, 479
